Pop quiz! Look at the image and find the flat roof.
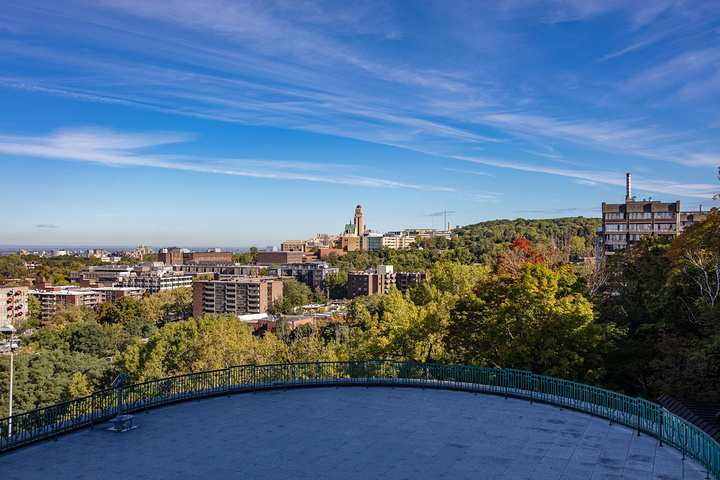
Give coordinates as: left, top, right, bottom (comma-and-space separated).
0, 387, 708, 479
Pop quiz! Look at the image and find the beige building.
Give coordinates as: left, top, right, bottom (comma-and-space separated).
353, 205, 366, 236
30, 288, 101, 319
281, 240, 307, 252
192, 278, 283, 318
381, 234, 415, 250
342, 236, 362, 252
30, 280, 145, 319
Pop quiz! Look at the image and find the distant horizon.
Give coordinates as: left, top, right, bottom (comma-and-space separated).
0, 245, 254, 253
0, 213, 611, 253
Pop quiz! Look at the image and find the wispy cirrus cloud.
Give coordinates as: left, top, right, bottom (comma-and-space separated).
0, 127, 452, 192
1, 0, 718, 213
425, 210, 457, 217
452, 154, 718, 199
36, 224, 59, 229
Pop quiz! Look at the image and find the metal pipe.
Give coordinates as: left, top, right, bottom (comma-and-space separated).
626, 173, 632, 201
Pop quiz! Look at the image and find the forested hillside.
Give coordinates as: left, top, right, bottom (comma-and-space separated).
453, 216, 601, 264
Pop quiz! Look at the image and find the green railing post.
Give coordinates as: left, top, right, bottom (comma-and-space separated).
226, 367, 231, 397
504, 370, 508, 399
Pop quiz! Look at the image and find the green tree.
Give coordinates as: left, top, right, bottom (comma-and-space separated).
570, 236, 586, 259
114, 314, 286, 382
99, 296, 147, 324
447, 263, 620, 383
67, 372, 92, 398
268, 279, 308, 314
325, 271, 348, 299
27, 295, 41, 321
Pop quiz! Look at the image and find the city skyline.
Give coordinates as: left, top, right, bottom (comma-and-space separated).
1, 1, 719, 246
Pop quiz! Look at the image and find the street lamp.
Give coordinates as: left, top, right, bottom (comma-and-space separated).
3, 288, 23, 437
1, 323, 16, 438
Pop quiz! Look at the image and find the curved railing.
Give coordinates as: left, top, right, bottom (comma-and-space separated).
1, 360, 718, 478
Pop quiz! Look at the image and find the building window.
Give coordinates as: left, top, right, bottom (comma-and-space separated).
605, 224, 626, 232
604, 213, 625, 220
629, 223, 652, 231
605, 234, 626, 242
655, 212, 675, 219
628, 212, 652, 219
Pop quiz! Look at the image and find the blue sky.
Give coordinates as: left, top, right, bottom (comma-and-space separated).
1, 1, 719, 248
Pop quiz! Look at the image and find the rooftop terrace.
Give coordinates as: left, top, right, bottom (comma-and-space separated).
0, 387, 710, 479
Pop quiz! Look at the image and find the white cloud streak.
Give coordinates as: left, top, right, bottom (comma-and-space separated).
453, 154, 718, 199
0, 128, 452, 191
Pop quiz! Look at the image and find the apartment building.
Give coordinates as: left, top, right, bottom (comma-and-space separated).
381, 234, 415, 250
28, 284, 145, 319
1, 286, 28, 326
598, 174, 709, 257
158, 247, 233, 265
347, 265, 428, 299
29, 288, 101, 319
266, 261, 339, 290
173, 264, 262, 277
281, 240, 307, 252
257, 251, 305, 265
192, 278, 283, 318
118, 273, 192, 294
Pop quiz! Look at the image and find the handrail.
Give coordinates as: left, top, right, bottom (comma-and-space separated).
1, 360, 718, 478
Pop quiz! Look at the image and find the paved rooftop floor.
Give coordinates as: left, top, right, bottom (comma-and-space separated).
0, 387, 710, 479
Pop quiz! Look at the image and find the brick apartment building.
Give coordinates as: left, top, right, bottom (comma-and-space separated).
256, 251, 305, 265
347, 265, 427, 299
192, 278, 283, 318
158, 247, 233, 265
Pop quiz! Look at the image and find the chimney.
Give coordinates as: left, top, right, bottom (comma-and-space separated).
625, 173, 632, 201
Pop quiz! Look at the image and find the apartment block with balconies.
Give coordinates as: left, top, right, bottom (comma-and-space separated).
192, 278, 283, 318
599, 174, 708, 257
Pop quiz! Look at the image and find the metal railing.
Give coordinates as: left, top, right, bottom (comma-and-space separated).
1, 360, 718, 478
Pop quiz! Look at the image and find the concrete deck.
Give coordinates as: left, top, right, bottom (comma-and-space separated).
0, 387, 709, 479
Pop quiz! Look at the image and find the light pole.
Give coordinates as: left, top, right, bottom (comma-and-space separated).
3, 288, 23, 437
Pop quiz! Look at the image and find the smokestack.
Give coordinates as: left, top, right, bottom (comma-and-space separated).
626, 173, 632, 201
448, 221, 451, 232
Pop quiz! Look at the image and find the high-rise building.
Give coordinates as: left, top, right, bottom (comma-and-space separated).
598, 173, 709, 257
192, 278, 283, 317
